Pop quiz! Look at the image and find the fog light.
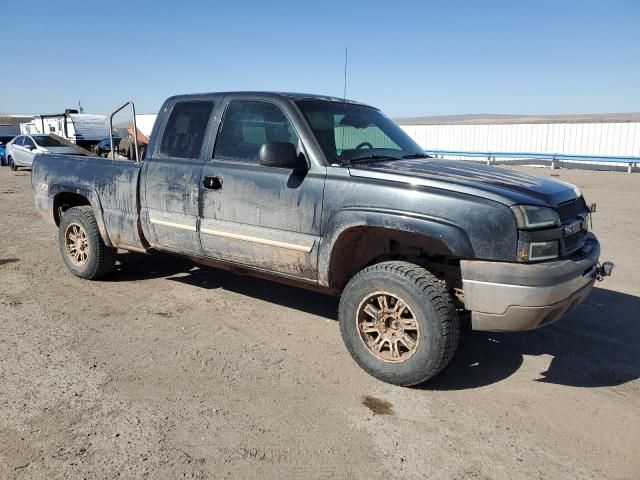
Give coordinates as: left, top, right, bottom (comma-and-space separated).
601, 261, 614, 276
517, 240, 559, 262
595, 261, 614, 281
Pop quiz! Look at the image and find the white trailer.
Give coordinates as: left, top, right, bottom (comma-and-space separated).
21, 111, 110, 149
132, 114, 157, 138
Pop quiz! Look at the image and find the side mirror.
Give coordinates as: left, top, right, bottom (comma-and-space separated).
259, 142, 307, 170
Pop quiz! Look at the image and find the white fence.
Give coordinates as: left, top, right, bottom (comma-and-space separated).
400, 122, 640, 158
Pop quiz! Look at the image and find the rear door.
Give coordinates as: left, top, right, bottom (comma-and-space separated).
15, 136, 34, 166
198, 98, 325, 280
140, 99, 215, 255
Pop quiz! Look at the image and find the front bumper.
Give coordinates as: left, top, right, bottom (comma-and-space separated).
461, 234, 601, 332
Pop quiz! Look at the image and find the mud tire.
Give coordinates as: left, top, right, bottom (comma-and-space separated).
58, 206, 116, 279
339, 261, 459, 386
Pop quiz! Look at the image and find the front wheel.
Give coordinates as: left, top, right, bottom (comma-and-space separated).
9, 157, 17, 171
58, 206, 117, 279
339, 261, 459, 386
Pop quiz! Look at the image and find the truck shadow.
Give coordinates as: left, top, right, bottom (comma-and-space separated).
112, 252, 639, 389
425, 287, 640, 390
110, 251, 340, 319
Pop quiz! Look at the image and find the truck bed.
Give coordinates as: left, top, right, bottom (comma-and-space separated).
32, 153, 147, 251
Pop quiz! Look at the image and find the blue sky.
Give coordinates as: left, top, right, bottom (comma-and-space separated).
2, 0, 639, 117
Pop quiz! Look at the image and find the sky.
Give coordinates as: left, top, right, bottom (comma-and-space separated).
2, 0, 639, 117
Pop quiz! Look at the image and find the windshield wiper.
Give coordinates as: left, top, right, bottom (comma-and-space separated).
346, 154, 402, 165
402, 153, 431, 159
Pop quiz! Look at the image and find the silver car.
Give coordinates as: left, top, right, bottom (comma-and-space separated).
6, 135, 80, 170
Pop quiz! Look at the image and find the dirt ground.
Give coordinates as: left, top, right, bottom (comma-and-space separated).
0, 164, 638, 479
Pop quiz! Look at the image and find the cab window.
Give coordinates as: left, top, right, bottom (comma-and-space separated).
214, 101, 298, 163
159, 101, 214, 159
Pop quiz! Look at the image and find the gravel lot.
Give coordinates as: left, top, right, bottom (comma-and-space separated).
0, 164, 638, 479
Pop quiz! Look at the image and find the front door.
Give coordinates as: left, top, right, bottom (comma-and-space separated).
10, 136, 25, 164
21, 136, 37, 166
141, 99, 215, 255
199, 99, 325, 280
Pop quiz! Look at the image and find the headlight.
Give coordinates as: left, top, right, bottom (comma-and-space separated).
516, 240, 559, 262
511, 205, 560, 230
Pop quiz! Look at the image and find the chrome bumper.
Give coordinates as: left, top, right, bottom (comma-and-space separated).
461, 234, 601, 332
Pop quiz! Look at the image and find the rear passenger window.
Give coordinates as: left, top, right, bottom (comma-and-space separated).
160, 101, 214, 159
214, 101, 298, 163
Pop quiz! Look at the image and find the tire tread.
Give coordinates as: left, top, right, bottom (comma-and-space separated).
59, 206, 116, 279
339, 260, 460, 386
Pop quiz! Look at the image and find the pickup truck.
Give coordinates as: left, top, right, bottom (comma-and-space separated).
31, 92, 612, 386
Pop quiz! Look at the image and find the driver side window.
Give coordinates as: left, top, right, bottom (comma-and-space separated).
23, 137, 35, 148
214, 101, 299, 163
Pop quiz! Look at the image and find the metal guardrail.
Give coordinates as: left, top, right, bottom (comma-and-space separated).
425, 150, 639, 173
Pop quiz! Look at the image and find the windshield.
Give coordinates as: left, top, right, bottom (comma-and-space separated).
32, 135, 67, 147
295, 100, 424, 164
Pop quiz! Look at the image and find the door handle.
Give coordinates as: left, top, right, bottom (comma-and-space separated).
203, 176, 223, 190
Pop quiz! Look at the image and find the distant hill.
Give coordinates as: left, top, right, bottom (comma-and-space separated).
394, 112, 640, 125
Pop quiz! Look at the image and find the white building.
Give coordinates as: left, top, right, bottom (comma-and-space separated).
397, 113, 640, 169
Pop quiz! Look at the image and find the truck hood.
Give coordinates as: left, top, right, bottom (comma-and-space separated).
348, 158, 580, 207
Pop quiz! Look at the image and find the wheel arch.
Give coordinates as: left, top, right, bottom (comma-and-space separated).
320, 209, 474, 291
50, 185, 113, 247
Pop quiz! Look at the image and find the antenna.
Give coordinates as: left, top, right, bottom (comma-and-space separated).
343, 47, 348, 102
340, 47, 348, 160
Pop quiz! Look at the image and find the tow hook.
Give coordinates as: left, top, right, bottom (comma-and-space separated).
594, 261, 614, 282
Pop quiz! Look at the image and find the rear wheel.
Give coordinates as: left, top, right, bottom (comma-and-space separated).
339, 261, 459, 386
58, 206, 116, 279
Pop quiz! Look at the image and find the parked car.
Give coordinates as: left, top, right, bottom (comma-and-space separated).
6, 134, 82, 170
0, 135, 15, 166
31, 92, 612, 386
95, 137, 122, 157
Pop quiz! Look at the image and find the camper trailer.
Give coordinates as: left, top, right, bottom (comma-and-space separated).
21, 110, 110, 150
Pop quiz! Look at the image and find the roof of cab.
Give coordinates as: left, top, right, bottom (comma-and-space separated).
164, 91, 371, 107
